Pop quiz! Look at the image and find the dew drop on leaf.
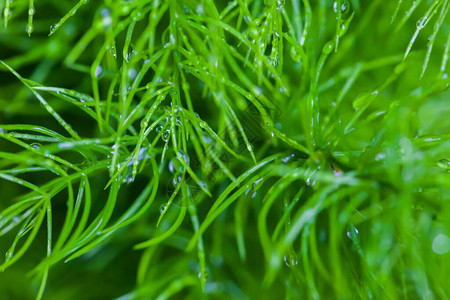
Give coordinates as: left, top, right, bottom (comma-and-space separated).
162, 129, 170, 142
31, 143, 41, 150
284, 250, 298, 267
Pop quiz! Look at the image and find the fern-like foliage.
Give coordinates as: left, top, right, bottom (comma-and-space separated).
0, 0, 449, 299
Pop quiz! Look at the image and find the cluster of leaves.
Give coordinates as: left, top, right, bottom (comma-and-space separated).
0, 0, 449, 299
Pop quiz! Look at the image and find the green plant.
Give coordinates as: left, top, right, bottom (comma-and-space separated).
0, 0, 449, 299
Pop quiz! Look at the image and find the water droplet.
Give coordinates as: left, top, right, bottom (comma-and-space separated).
174, 116, 182, 126
95, 65, 102, 78
140, 119, 149, 128
49, 24, 60, 34
417, 17, 427, 29
162, 129, 170, 142
199, 121, 207, 128
0, 128, 4, 134
177, 150, 190, 166
375, 153, 386, 161
125, 51, 132, 62
253, 178, 263, 188
322, 41, 334, 54
245, 185, 251, 195
198, 271, 208, 279
284, 250, 298, 267
26, 24, 33, 35
155, 125, 163, 133
282, 154, 295, 164
168, 161, 175, 173
19, 226, 30, 236
132, 11, 142, 21
424, 137, 441, 142
160, 204, 167, 214
276, 0, 285, 10
109, 45, 116, 58
346, 226, 359, 239
31, 143, 41, 150
172, 175, 182, 187
123, 174, 133, 183
437, 159, 450, 169
169, 33, 176, 44
199, 181, 208, 190
5, 250, 13, 261
333, 0, 349, 14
